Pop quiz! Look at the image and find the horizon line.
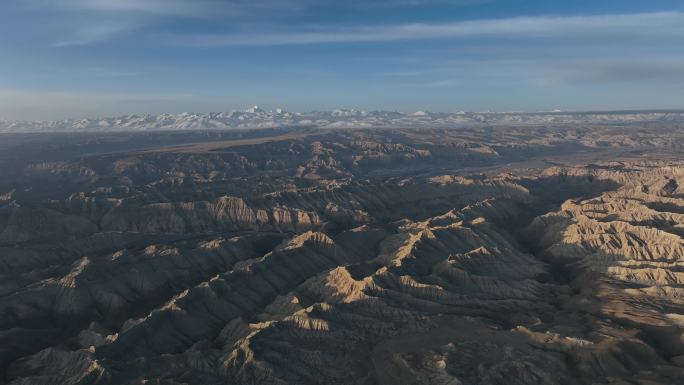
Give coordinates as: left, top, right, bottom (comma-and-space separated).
3, 107, 684, 123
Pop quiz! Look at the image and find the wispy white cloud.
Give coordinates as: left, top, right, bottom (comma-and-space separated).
51, 21, 143, 47
24, 0, 225, 17
173, 11, 684, 47
52, 0, 489, 15
19, 0, 229, 47
39, 3, 684, 49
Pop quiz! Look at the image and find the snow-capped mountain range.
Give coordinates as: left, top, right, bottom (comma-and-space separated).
2, 106, 684, 132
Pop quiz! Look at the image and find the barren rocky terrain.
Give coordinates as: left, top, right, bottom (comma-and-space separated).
0, 123, 683, 384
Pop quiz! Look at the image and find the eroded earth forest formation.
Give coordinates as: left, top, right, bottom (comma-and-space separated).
1, 123, 683, 384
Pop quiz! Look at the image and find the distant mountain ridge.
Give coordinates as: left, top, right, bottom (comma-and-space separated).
2, 106, 684, 132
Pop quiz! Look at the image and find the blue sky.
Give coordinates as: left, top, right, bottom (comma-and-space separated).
1, 0, 684, 119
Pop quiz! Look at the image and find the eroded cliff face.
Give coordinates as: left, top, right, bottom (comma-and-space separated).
0, 127, 683, 384
527, 163, 684, 375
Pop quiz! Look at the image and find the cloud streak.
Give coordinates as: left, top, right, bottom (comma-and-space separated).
21, 0, 229, 46
51, 21, 143, 47
174, 11, 684, 47
25, 0, 225, 17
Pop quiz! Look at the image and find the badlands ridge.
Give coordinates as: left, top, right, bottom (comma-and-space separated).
0, 123, 682, 384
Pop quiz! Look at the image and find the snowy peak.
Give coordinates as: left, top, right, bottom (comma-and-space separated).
245, 105, 264, 114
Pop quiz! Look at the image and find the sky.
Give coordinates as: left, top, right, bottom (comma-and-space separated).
1, 0, 684, 120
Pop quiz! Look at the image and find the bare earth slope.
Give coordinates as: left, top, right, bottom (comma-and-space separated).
0, 124, 682, 384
